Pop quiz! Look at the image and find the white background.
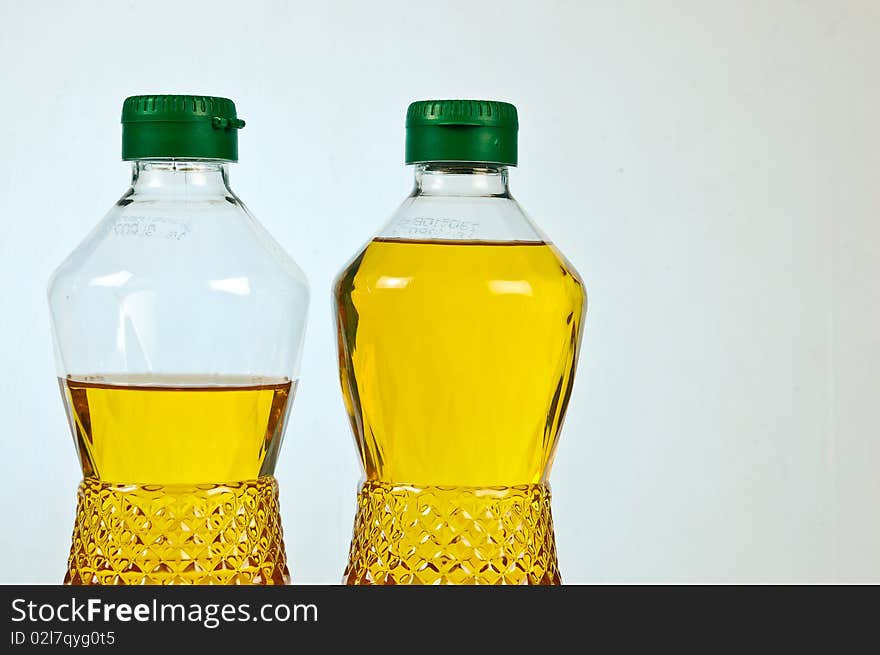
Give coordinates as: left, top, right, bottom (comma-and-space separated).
0, 1, 877, 583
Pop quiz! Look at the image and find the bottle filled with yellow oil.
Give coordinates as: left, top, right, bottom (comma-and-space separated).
48, 96, 309, 584
334, 100, 586, 584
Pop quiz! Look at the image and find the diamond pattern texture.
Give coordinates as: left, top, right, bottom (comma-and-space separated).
344, 482, 560, 585
66, 476, 289, 585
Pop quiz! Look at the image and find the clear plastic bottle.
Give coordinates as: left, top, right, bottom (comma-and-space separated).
48, 95, 309, 585
335, 100, 586, 584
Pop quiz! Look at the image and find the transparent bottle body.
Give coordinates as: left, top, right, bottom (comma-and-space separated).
334, 164, 586, 584
49, 160, 309, 585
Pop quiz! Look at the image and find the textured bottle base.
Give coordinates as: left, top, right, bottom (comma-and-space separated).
344, 481, 560, 585
65, 476, 289, 585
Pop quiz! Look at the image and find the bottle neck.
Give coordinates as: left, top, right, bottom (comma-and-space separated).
413, 163, 510, 198
130, 160, 232, 195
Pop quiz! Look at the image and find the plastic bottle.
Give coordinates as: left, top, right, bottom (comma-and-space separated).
334, 99, 586, 584
48, 95, 309, 585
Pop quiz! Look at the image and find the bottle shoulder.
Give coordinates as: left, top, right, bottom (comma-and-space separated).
49, 190, 309, 304
375, 193, 545, 243
335, 187, 586, 302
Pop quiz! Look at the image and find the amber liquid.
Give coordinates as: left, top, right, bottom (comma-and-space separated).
335, 238, 586, 584
61, 376, 293, 585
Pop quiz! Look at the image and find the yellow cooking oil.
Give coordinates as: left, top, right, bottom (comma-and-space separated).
335, 238, 586, 584
61, 375, 293, 585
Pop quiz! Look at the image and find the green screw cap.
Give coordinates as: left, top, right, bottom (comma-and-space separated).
121, 95, 245, 161
405, 100, 518, 166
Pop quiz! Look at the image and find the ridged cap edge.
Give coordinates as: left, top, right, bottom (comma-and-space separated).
406, 100, 518, 129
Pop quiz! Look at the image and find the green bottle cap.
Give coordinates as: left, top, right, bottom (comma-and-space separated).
405, 99, 518, 166
121, 95, 245, 161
